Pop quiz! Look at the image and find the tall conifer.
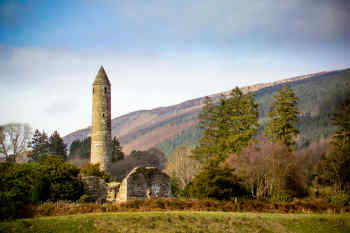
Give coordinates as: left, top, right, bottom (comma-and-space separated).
48, 131, 67, 160
264, 85, 299, 151
193, 87, 259, 165
28, 129, 49, 161
331, 99, 350, 151
324, 98, 350, 192
192, 96, 218, 163
111, 136, 124, 162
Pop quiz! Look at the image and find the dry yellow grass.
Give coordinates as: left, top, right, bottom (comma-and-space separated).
1, 211, 350, 233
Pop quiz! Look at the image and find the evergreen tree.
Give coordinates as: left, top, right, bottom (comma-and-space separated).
28, 129, 49, 161
331, 99, 350, 153
69, 139, 81, 155
40, 155, 83, 201
192, 96, 217, 163
48, 131, 67, 160
111, 136, 124, 162
193, 87, 259, 164
80, 137, 91, 158
264, 85, 299, 151
321, 98, 350, 192
69, 137, 91, 159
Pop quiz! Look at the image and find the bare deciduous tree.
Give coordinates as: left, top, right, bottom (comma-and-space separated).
0, 123, 32, 162
226, 141, 306, 201
165, 146, 201, 190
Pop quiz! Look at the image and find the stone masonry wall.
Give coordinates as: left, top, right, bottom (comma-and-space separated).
81, 176, 107, 203
116, 166, 171, 202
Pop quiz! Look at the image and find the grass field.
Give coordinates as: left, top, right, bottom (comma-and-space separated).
1, 211, 350, 233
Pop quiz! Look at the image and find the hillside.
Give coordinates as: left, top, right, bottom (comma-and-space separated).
63, 68, 350, 155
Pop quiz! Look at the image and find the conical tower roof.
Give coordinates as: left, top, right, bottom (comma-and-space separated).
93, 66, 111, 86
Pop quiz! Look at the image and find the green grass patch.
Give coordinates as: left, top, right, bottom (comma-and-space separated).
1, 211, 350, 233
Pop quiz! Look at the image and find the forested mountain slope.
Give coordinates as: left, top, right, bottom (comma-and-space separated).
63, 68, 350, 156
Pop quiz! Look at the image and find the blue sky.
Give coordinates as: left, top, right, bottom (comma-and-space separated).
1, 0, 350, 136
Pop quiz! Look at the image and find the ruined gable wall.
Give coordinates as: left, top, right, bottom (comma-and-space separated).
116, 166, 171, 202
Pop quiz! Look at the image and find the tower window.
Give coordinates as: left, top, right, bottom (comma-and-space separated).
104, 87, 107, 93
102, 113, 105, 117
93, 88, 94, 94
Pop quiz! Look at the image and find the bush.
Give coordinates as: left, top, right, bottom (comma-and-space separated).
78, 194, 94, 203
0, 162, 43, 220
188, 165, 249, 200
181, 183, 192, 198
0, 156, 86, 220
169, 176, 181, 197
41, 155, 83, 202
330, 193, 350, 206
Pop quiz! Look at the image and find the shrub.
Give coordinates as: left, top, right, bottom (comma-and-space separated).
0, 162, 43, 220
78, 194, 94, 203
188, 165, 249, 200
0, 156, 85, 219
329, 193, 350, 206
41, 155, 83, 202
169, 176, 181, 197
181, 183, 192, 198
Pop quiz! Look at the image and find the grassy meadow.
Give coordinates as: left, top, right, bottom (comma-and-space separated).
1, 211, 350, 233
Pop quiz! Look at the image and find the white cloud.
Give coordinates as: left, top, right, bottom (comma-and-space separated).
1, 1, 349, 138
0, 45, 348, 136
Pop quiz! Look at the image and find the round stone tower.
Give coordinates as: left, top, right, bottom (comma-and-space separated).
91, 66, 112, 173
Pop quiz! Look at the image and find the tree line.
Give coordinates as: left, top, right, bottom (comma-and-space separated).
0, 124, 125, 164
70, 136, 124, 162
28, 130, 68, 161
0, 126, 67, 162
1, 84, 349, 219
167, 85, 350, 204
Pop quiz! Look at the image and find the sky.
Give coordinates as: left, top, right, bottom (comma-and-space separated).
1, 0, 350, 136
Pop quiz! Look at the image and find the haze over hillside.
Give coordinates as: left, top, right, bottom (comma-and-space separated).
64, 68, 350, 156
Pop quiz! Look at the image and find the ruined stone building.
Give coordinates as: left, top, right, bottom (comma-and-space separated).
116, 167, 171, 202
83, 166, 171, 203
